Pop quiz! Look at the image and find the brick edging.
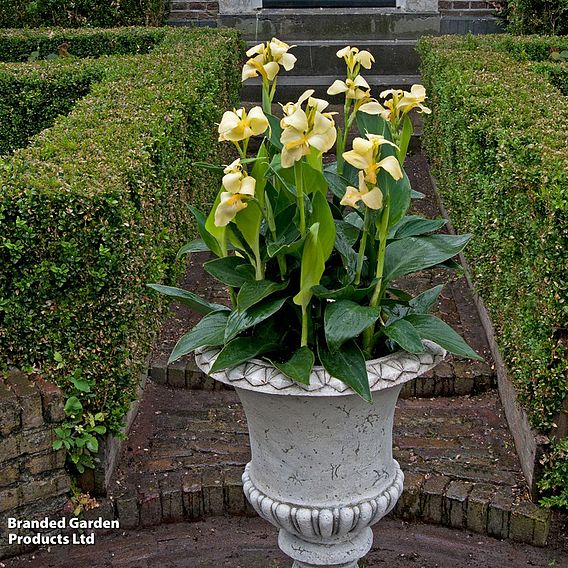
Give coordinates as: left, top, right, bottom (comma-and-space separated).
101, 470, 550, 546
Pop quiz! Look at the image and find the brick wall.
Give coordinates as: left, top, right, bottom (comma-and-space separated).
0, 370, 71, 560
169, 0, 219, 24
439, 0, 495, 13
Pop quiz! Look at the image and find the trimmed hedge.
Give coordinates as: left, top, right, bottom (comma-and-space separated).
418, 34, 568, 506
0, 1, 166, 29
0, 61, 105, 155
0, 28, 242, 437
0, 27, 167, 62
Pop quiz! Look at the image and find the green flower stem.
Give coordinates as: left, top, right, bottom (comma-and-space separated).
370, 195, 390, 308
301, 306, 309, 347
337, 98, 353, 176
262, 78, 272, 115
294, 161, 306, 237
254, 249, 264, 280
363, 194, 390, 354
355, 207, 370, 285
265, 194, 287, 279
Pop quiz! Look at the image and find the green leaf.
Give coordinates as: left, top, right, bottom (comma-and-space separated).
237, 279, 289, 311
409, 284, 444, 314
310, 191, 336, 261
383, 319, 424, 353
188, 204, 223, 258
383, 234, 471, 281
204, 192, 228, 256
177, 239, 210, 257
204, 256, 253, 287
324, 300, 380, 352
70, 376, 91, 393
168, 311, 229, 364
356, 112, 393, 142
281, 161, 327, 195
266, 113, 283, 149
379, 168, 411, 230
405, 314, 483, 360
318, 340, 371, 402
323, 169, 351, 200
147, 284, 227, 315
293, 223, 325, 310
210, 330, 280, 373
92, 425, 107, 435
312, 281, 376, 302
64, 396, 82, 416
269, 347, 314, 385
52, 440, 63, 450
85, 436, 99, 453
398, 114, 413, 165
224, 296, 287, 342
389, 216, 447, 239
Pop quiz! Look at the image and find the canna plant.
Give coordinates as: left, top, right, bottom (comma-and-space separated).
150, 39, 481, 402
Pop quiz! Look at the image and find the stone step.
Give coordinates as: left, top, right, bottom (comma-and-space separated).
220, 9, 442, 40
102, 383, 551, 546
245, 39, 420, 76
241, 73, 422, 102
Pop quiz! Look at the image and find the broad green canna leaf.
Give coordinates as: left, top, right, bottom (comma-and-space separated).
383, 234, 471, 282
383, 318, 424, 354
237, 279, 289, 311
310, 191, 336, 262
269, 346, 315, 385
189, 204, 223, 258
177, 239, 211, 257
204, 256, 254, 287
404, 314, 483, 360
408, 284, 444, 314
168, 311, 229, 364
147, 284, 228, 315
324, 300, 381, 352
210, 322, 282, 373
224, 296, 287, 342
389, 215, 447, 239
318, 339, 371, 402
293, 223, 325, 310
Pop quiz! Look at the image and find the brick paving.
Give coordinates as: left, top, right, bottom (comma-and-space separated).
4, 516, 567, 568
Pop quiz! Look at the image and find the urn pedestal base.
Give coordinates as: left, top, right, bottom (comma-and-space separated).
281, 528, 372, 568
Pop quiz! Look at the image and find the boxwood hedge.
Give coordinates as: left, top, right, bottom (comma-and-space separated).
0, 28, 242, 440
418, 34, 568, 506
0, 0, 166, 29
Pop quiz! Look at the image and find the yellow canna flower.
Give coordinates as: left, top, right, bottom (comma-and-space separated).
327, 75, 370, 101
396, 84, 431, 115
341, 171, 383, 210
222, 159, 256, 196
336, 46, 375, 76
280, 91, 337, 169
343, 134, 402, 185
214, 192, 249, 227
218, 106, 268, 142
241, 38, 297, 82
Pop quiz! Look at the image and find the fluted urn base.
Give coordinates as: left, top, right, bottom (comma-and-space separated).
282, 527, 372, 568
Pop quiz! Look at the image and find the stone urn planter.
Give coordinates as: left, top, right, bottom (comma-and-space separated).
195, 340, 446, 568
